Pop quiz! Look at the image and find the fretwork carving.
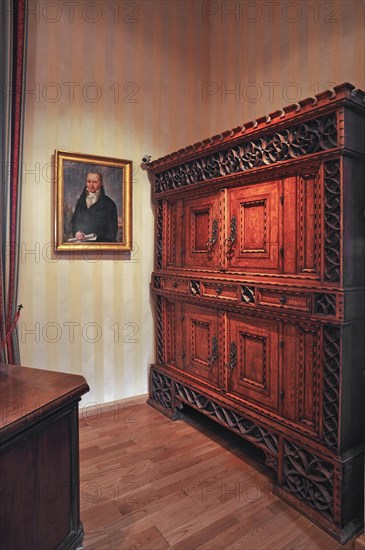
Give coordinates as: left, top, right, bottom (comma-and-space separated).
282, 440, 334, 521
155, 114, 337, 193
190, 280, 201, 295
314, 293, 336, 316
322, 326, 341, 448
323, 160, 341, 283
175, 382, 279, 462
241, 286, 255, 304
150, 370, 173, 411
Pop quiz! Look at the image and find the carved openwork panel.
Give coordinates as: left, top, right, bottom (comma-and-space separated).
322, 326, 341, 448
189, 280, 201, 295
323, 160, 341, 283
154, 114, 337, 193
150, 370, 173, 411
314, 293, 337, 316
282, 440, 334, 522
241, 286, 255, 304
175, 382, 279, 466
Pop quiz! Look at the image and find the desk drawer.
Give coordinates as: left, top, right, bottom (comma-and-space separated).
202, 282, 238, 300
257, 288, 311, 312
162, 277, 188, 293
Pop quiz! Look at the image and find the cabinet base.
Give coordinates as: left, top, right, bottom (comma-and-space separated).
273, 487, 363, 544
148, 365, 364, 543
146, 397, 180, 420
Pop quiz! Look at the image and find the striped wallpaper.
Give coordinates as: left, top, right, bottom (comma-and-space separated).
19, 0, 364, 405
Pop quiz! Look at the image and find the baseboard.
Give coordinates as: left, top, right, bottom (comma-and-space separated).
79, 393, 148, 419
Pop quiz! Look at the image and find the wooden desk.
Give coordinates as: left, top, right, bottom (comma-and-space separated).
0, 364, 89, 550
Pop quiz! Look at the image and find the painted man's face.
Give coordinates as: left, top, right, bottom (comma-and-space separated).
86, 173, 101, 193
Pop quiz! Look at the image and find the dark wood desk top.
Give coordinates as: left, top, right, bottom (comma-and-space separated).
0, 363, 89, 440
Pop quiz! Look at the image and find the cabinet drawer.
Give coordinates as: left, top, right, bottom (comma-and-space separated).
162, 278, 188, 293
257, 288, 311, 312
202, 282, 238, 301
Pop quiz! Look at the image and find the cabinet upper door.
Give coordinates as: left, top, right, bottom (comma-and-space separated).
226, 180, 282, 274
183, 193, 220, 271
226, 314, 280, 413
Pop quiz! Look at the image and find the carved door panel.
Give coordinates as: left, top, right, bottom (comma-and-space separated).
226, 180, 282, 273
281, 322, 321, 436
163, 299, 184, 371
182, 304, 220, 388
226, 314, 280, 413
183, 193, 220, 270
162, 198, 183, 268
297, 172, 321, 278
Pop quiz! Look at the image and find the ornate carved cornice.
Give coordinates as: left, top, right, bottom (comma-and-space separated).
154, 114, 338, 193
148, 83, 364, 181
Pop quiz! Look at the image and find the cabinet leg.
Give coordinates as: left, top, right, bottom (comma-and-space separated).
274, 438, 364, 544
148, 368, 181, 420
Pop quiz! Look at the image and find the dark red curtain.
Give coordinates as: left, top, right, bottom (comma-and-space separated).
0, 0, 27, 364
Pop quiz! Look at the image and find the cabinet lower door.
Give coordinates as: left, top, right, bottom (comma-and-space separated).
182, 304, 220, 388
227, 314, 281, 413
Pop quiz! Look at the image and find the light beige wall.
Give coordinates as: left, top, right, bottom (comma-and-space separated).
205, 0, 365, 134
19, 0, 211, 404
20, 0, 364, 404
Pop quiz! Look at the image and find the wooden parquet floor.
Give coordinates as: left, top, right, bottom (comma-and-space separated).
79, 399, 356, 550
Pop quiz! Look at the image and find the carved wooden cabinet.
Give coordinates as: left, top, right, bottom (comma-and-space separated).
147, 83, 365, 543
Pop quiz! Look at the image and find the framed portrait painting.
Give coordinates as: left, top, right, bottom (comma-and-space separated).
55, 151, 132, 251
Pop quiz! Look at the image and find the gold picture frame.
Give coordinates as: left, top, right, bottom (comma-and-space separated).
55, 150, 132, 252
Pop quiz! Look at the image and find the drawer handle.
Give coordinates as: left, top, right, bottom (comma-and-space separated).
279, 295, 287, 305
216, 287, 222, 295
172, 282, 178, 288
